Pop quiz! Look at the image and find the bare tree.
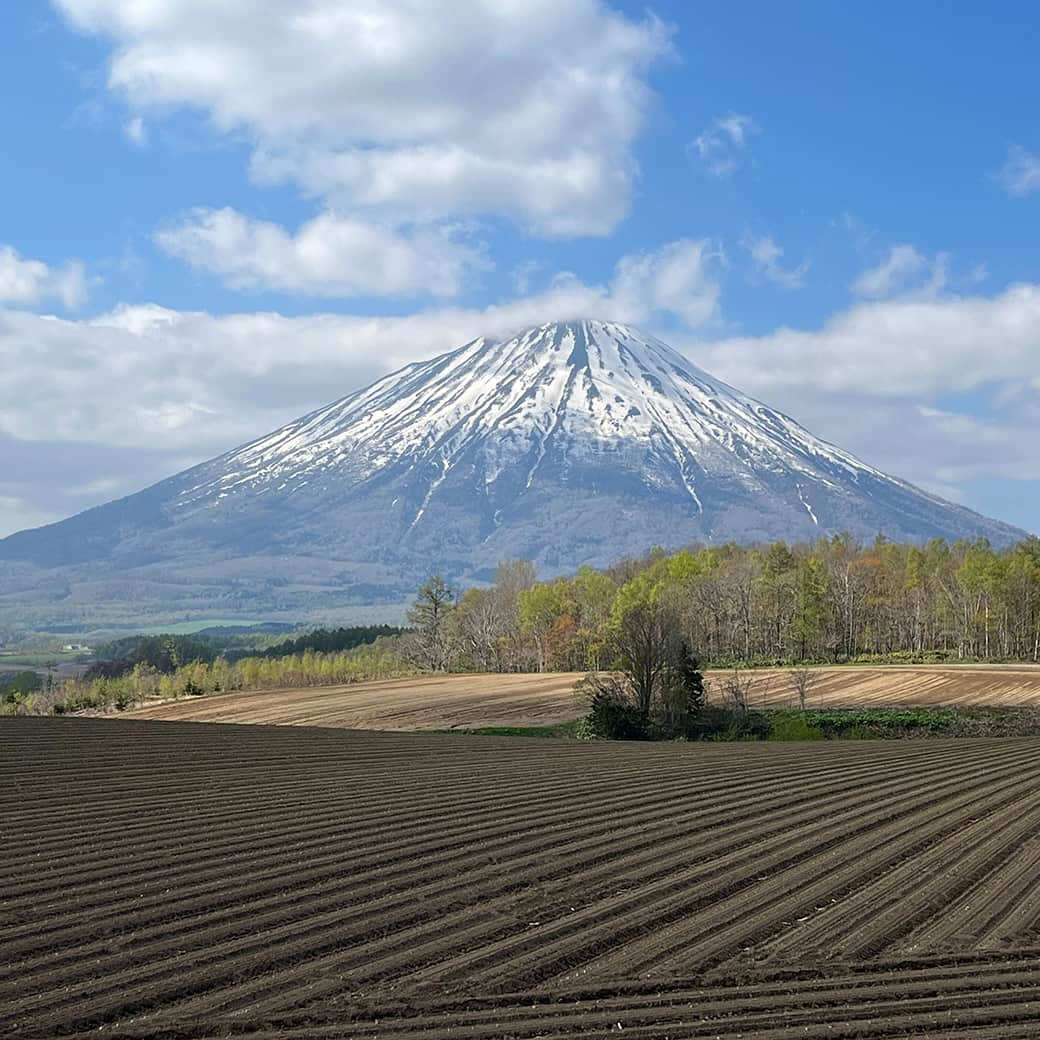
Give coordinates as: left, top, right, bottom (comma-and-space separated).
789, 668, 814, 710
719, 668, 755, 714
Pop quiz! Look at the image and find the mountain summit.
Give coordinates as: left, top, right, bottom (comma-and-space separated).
0, 320, 1022, 625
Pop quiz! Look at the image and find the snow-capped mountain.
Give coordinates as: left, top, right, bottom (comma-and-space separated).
0, 320, 1023, 627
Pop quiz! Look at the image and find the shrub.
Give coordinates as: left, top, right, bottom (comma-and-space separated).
586, 687, 650, 740
574, 717, 599, 741
677, 704, 766, 741
768, 712, 825, 741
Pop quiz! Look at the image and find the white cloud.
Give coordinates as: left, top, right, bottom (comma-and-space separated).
691, 113, 757, 177
695, 283, 1040, 401
56, 0, 671, 237
851, 244, 947, 299
511, 261, 542, 296
5, 258, 1038, 457
0, 238, 721, 452
742, 233, 809, 289
681, 286, 1040, 504
123, 115, 146, 145
0, 496, 64, 540
610, 239, 723, 326
4, 243, 1040, 534
156, 207, 485, 298
999, 145, 1040, 197
0, 245, 88, 309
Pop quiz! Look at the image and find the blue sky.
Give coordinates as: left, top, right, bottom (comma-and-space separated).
1, 1, 1038, 537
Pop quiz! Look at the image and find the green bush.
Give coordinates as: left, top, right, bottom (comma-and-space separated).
574, 717, 599, 741
717, 709, 771, 741
769, 712, 825, 741
586, 688, 650, 740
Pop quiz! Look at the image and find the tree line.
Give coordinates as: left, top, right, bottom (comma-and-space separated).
407, 536, 1040, 673
9, 533, 1039, 719
41, 641, 404, 716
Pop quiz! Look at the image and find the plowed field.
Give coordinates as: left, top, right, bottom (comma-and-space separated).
125, 671, 588, 729
6, 717, 1040, 1037
123, 664, 1040, 731
725, 663, 1040, 710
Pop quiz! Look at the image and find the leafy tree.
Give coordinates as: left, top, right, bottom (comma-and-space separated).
602, 576, 705, 735
791, 556, 829, 661
406, 575, 457, 671
610, 575, 673, 718
91, 635, 217, 676
519, 579, 575, 672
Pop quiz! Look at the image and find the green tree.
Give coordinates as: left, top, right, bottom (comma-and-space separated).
406, 575, 457, 671
791, 556, 829, 661
519, 579, 575, 671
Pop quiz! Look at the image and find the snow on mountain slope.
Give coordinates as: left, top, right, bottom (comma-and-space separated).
179, 321, 880, 510
0, 320, 1024, 625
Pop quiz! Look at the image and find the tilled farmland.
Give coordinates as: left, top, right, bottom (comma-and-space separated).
122, 665, 1040, 732
124, 671, 587, 730
5, 718, 1040, 1037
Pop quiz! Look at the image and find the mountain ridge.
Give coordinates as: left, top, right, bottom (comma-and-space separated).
0, 320, 1024, 629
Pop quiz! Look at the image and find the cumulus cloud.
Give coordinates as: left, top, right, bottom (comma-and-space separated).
4, 253, 1040, 535
610, 239, 723, 326
851, 244, 947, 299
0, 239, 720, 451
742, 233, 809, 289
999, 145, 1040, 197
56, 0, 671, 237
690, 113, 757, 177
681, 286, 1040, 508
695, 283, 1040, 401
156, 208, 485, 298
0, 245, 88, 309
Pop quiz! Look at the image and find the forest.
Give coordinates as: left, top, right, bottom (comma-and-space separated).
10, 534, 1040, 717
435, 535, 1040, 674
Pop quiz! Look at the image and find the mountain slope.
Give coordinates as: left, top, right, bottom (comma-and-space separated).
0, 320, 1023, 627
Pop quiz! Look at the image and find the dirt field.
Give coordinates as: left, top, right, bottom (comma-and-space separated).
123, 664, 1040, 732
7, 716, 1040, 1037
125, 671, 588, 729
723, 663, 1040, 710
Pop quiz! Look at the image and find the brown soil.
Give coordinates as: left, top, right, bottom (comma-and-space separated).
710, 663, 1040, 710
5, 717, 1040, 1037
124, 671, 588, 729
123, 664, 1040, 732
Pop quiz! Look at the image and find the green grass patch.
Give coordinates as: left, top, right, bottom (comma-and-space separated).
764, 706, 1040, 740
0, 653, 80, 666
